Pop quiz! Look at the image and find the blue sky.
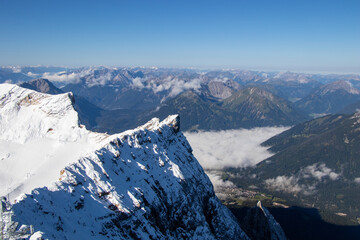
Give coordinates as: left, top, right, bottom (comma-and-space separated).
0, 0, 359, 73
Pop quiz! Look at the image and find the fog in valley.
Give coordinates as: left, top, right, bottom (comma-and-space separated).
184, 127, 289, 188
184, 127, 288, 169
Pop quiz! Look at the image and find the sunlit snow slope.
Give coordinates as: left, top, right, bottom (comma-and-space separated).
0, 84, 106, 198
0, 84, 249, 239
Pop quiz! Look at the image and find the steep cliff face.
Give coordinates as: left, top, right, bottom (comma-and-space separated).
0, 84, 249, 239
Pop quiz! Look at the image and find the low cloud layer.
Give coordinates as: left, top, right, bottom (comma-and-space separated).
302, 163, 339, 181
265, 163, 340, 195
265, 176, 316, 195
206, 172, 235, 191
26, 72, 39, 77
41, 70, 90, 84
40, 68, 203, 99
184, 127, 288, 169
131, 76, 202, 99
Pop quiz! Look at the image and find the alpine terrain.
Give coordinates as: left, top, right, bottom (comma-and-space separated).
0, 83, 285, 239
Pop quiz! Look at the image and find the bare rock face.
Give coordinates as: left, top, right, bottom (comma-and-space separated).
206, 81, 235, 99
19, 78, 63, 95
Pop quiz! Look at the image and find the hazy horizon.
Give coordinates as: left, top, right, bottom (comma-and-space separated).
2, 64, 360, 76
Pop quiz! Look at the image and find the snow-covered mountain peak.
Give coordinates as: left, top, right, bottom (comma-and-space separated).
138, 114, 180, 132
0, 83, 98, 144
0, 83, 107, 198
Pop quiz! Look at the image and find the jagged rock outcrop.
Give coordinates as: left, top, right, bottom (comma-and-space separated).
238, 202, 287, 240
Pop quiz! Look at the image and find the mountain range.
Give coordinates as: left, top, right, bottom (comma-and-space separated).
19, 78, 309, 132
2, 65, 359, 108
2, 66, 360, 124
145, 87, 308, 131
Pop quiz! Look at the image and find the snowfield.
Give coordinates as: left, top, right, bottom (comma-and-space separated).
0, 83, 107, 198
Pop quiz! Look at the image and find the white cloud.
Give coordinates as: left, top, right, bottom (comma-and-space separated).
206, 172, 235, 191
354, 178, 360, 184
264, 176, 316, 195
27, 72, 40, 77
265, 176, 302, 194
85, 71, 113, 87
40, 68, 100, 85
264, 163, 340, 195
131, 76, 202, 98
40, 68, 109, 86
12, 67, 21, 73
131, 77, 145, 89
184, 127, 288, 169
302, 163, 339, 181
42, 71, 83, 84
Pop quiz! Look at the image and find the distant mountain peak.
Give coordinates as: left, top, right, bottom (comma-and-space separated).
295, 80, 360, 115
247, 86, 275, 98
19, 78, 63, 95
320, 80, 360, 95
220, 87, 308, 127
